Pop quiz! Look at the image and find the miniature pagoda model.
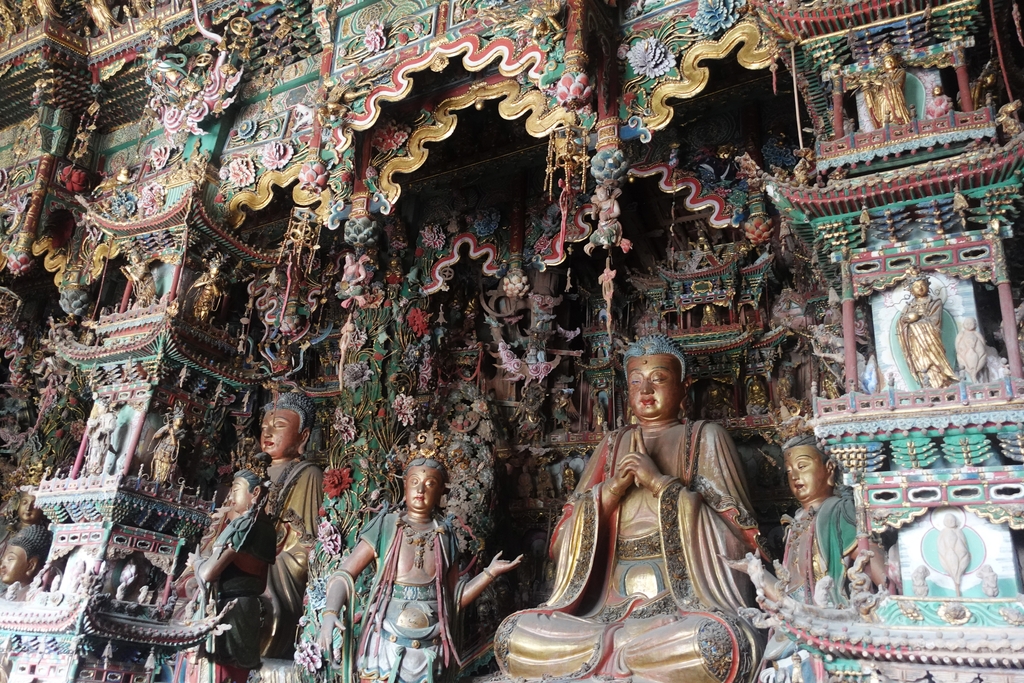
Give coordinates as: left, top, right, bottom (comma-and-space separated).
0, 0, 1018, 676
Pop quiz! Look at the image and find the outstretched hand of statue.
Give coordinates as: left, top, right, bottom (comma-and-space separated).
725, 552, 780, 602
485, 551, 524, 578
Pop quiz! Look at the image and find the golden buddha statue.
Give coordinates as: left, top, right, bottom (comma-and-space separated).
259, 392, 324, 659
495, 335, 764, 683
188, 255, 227, 324
896, 276, 957, 388
864, 51, 912, 128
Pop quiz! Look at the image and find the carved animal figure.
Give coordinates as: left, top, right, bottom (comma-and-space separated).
978, 564, 1000, 598
911, 565, 930, 597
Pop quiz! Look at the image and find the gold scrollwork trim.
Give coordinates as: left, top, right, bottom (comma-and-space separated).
646, 21, 774, 131
226, 163, 322, 227
348, 37, 547, 134
31, 236, 120, 286
965, 504, 1024, 529
868, 505, 929, 532
377, 80, 572, 206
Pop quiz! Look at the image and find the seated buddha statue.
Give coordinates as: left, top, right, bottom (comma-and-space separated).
495, 335, 764, 683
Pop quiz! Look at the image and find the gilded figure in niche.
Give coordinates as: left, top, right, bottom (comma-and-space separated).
701, 380, 735, 420
121, 251, 157, 309
317, 448, 521, 683
495, 335, 763, 683
745, 377, 769, 416
150, 406, 187, 485
895, 276, 957, 388
863, 51, 912, 128
188, 255, 227, 324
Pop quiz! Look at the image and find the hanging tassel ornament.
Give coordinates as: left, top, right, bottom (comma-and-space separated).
859, 205, 871, 243
69, 99, 100, 163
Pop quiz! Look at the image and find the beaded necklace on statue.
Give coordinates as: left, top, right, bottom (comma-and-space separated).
401, 519, 440, 569
786, 504, 821, 593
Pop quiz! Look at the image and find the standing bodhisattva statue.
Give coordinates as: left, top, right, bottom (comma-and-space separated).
317, 442, 521, 683
495, 335, 764, 683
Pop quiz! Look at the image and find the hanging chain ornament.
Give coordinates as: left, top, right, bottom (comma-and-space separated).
544, 123, 589, 200
545, 122, 590, 244
69, 100, 101, 163
281, 209, 322, 273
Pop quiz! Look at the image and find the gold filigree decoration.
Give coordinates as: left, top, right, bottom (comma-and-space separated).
895, 599, 924, 621
377, 79, 572, 206
965, 504, 1024, 530
646, 21, 774, 131
99, 58, 127, 82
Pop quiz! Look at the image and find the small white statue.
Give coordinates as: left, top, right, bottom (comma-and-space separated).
84, 398, 117, 476
955, 317, 989, 384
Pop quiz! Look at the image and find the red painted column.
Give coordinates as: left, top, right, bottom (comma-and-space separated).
119, 281, 134, 314
999, 281, 1023, 379
990, 224, 1022, 379
951, 40, 974, 112
843, 298, 857, 392
956, 65, 974, 112
168, 225, 188, 302
832, 81, 844, 138
70, 428, 90, 479
833, 90, 844, 137
120, 405, 149, 477
841, 255, 858, 393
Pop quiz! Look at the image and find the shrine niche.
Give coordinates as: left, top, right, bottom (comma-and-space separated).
0, 0, 1020, 679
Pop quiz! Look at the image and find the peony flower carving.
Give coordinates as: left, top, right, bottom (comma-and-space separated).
626, 37, 675, 80
224, 157, 256, 187
364, 20, 387, 53
260, 141, 294, 171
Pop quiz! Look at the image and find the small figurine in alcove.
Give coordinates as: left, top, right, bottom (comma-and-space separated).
188, 254, 227, 324
896, 275, 957, 388
84, 397, 117, 476
150, 405, 187, 485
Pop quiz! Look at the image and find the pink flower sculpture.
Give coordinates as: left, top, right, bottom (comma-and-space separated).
555, 72, 593, 107
298, 161, 328, 192
225, 157, 256, 187
392, 393, 417, 426
364, 20, 387, 53
371, 120, 411, 153
260, 141, 294, 171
